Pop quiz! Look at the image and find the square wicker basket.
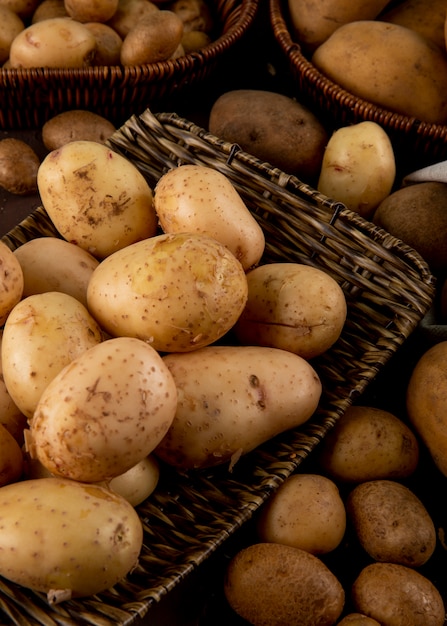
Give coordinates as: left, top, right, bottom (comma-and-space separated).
269, 0, 447, 174
0, 108, 435, 625
0, 0, 258, 130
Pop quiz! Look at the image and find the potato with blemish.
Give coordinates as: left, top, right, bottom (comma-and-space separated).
0, 241, 23, 326
0, 138, 40, 196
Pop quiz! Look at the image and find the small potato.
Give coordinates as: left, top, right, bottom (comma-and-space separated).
31, 0, 68, 22
0, 6, 24, 64
0, 422, 23, 487
0, 0, 40, 19
224, 543, 345, 626
352, 562, 445, 626
181, 29, 210, 53
9, 17, 97, 68
84, 22, 123, 65
0, 241, 23, 326
0, 477, 143, 602
107, 0, 159, 38
0, 331, 27, 444
64, 0, 119, 22
13, 237, 99, 307
27, 337, 178, 482
169, 0, 214, 34
120, 9, 184, 65
1, 292, 103, 419
42, 110, 116, 150
0, 138, 40, 196
108, 455, 160, 506
154, 164, 265, 271
337, 615, 381, 626
257, 473, 346, 555
317, 121, 396, 218
234, 263, 347, 359
317, 405, 419, 482
37, 140, 157, 259
347, 480, 436, 567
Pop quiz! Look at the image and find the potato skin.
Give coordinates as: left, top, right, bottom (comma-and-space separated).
120, 10, 184, 65
337, 615, 381, 626
0, 422, 23, 487
0, 241, 23, 326
0, 138, 40, 196
42, 110, 116, 150
224, 542, 345, 626
379, 0, 447, 50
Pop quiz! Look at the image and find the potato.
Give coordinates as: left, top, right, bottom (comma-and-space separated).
37, 140, 157, 259
317, 121, 396, 218
9, 17, 97, 68
0, 477, 143, 602
169, 0, 214, 34
120, 9, 184, 65
234, 263, 347, 359
27, 337, 178, 482
31, 0, 68, 22
0, 138, 40, 196
153, 164, 265, 271
256, 473, 346, 555
287, 0, 390, 53
108, 455, 160, 506
312, 20, 447, 124
317, 405, 419, 482
0, 422, 23, 487
0, 331, 27, 444
406, 340, 447, 477
86, 232, 248, 352
347, 479, 436, 568
13, 236, 99, 307
64, 0, 119, 22
181, 29, 210, 52
337, 615, 381, 626
107, 0, 159, 38
351, 562, 445, 626
154, 345, 322, 469
208, 90, 329, 184
224, 543, 345, 626
0, 0, 39, 19
0, 6, 23, 64
0, 241, 23, 326
380, 0, 447, 50
373, 181, 447, 273
42, 110, 116, 150
84, 22, 123, 65
1, 291, 103, 419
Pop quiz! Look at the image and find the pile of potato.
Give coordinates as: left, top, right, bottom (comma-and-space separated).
0, 0, 215, 68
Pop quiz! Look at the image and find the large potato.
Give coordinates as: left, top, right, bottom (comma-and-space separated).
37, 140, 157, 259
312, 20, 447, 124
234, 262, 347, 359
153, 164, 265, 271
1, 291, 103, 420
87, 232, 248, 352
0, 477, 143, 602
154, 345, 322, 469
0, 241, 23, 326
224, 543, 345, 626
27, 337, 178, 482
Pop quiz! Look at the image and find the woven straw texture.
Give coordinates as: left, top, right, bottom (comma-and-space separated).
0, 0, 258, 130
0, 108, 435, 625
269, 0, 447, 173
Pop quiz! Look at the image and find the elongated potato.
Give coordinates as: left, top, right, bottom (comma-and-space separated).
154, 345, 322, 469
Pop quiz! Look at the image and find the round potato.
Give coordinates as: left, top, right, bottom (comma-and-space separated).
0, 6, 24, 64
234, 262, 347, 359
0, 241, 23, 326
257, 473, 346, 554
108, 455, 160, 506
120, 9, 184, 65
64, 0, 119, 22
42, 110, 116, 150
346, 479, 436, 567
352, 562, 445, 626
317, 405, 419, 482
224, 542, 345, 626
0, 138, 40, 195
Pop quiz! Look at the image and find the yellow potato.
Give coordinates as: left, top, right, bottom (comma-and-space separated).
64, 0, 119, 22
0, 331, 27, 444
234, 262, 347, 359
0, 6, 24, 64
37, 140, 157, 259
27, 337, 178, 482
31, 0, 68, 22
42, 110, 116, 150
108, 455, 160, 506
257, 473, 346, 554
153, 164, 265, 271
0, 241, 23, 326
317, 121, 396, 218
380, 0, 447, 50
0, 422, 23, 487
84, 22, 123, 65
120, 9, 183, 65
154, 345, 322, 469
107, 0, 159, 38
337, 615, 381, 626
87, 232, 248, 352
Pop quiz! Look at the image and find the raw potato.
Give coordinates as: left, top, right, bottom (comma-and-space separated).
64, 0, 119, 22
0, 331, 27, 444
347, 479, 436, 567
31, 0, 68, 22
317, 405, 420, 482
42, 110, 116, 150
154, 164, 265, 271
351, 562, 445, 626
120, 9, 184, 65
0, 477, 143, 602
37, 140, 157, 259
208, 90, 329, 183
170, 0, 214, 33
234, 262, 347, 359
0, 422, 23, 487
14, 237, 100, 307
0, 0, 39, 19
224, 543, 345, 626
380, 0, 447, 50
406, 341, 447, 476
0, 138, 40, 196
337, 616, 381, 626
0, 6, 24, 64
107, 0, 159, 38
256, 473, 346, 555
1, 291, 103, 419
287, 0, 390, 52
9, 17, 97, 68
84, 22, 123, 65
0, 241, 23, 326
155, 345, 322, 469
27, 337, 178, 482
181, 29, 210, 52
86, 232, 248, 353
108, 455, 160, 506
317, 121, 396, 218
312, 20, 447, 124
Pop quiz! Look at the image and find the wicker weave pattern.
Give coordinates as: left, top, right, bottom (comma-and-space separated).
0, 109, 435, 625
